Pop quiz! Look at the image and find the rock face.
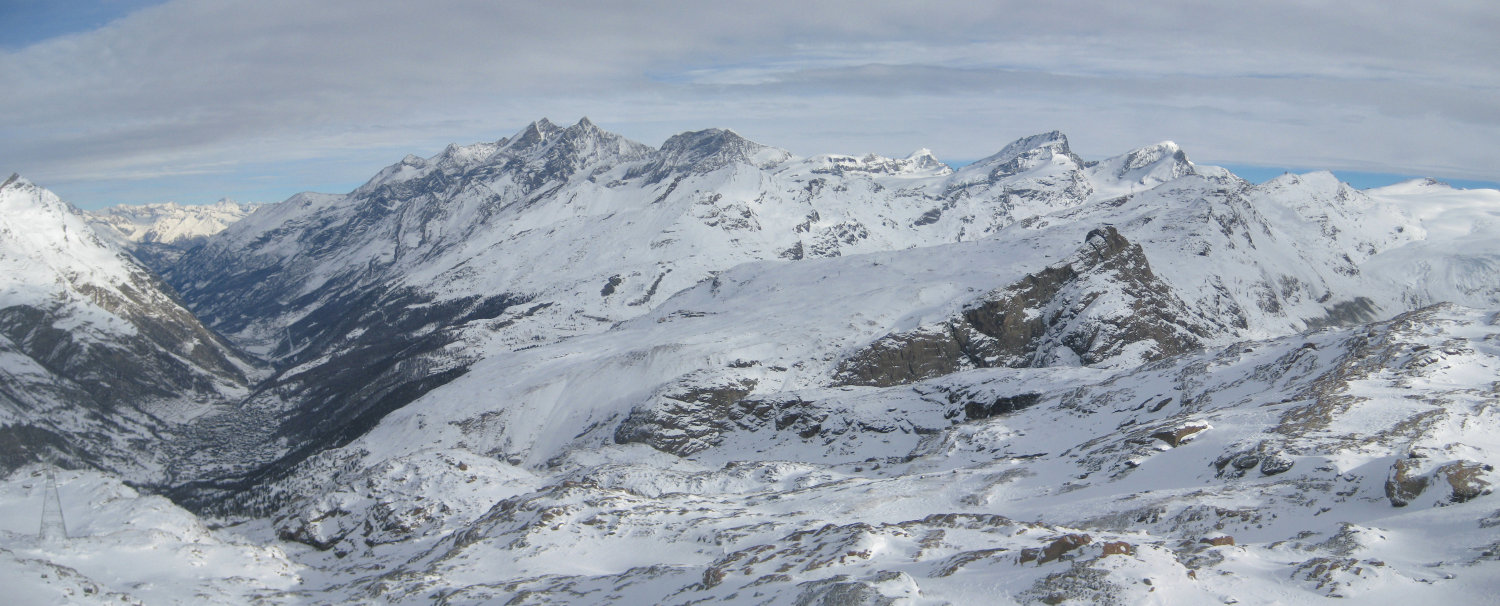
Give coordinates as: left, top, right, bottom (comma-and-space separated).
613, 375, 760, 456
834, 226, 1210, 387
1150, 423, 1210, 448
1019, 533, 1093, 565
1213, 441, 1295, 478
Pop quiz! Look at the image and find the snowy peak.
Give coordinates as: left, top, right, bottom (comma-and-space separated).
966, 130, 1082, 180
361, 154, 433, 191
497, 116, 644, 164
1, 174, 133, 288
356, 118, 654, 195
1102, 141, 1192, 181
505, 117, 565, 152
539, 116, 655, 173
568, 115, 602, 137
657, 128, 789, 172
1261, 169, 1343, 192
436, 141, 501, 169
1126, 140, 1185, 166
905, 148, 947, 171
1086, 140, 1197, 196
480, 117, 656, 188
996, 130, 1074, 159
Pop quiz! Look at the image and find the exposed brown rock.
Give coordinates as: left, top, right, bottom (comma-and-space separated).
1435, 460, 1493, 503
1019, 547, 1041, 564
1202, 536, 1235, 547
1101, 541, 1133, 556
1151, 423, 1209, 447
1038, 533, 1093, 564
701, 566, 726, 589
830, 327, 973, 387
1384, 457, 1429, 507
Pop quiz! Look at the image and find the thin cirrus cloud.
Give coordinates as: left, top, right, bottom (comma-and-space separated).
0, 0, 1496, 209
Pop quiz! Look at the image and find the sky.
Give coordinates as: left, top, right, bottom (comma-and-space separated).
1, 0, 1497, 209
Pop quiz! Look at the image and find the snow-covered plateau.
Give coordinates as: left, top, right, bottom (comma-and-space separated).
1, 119, 1498, 604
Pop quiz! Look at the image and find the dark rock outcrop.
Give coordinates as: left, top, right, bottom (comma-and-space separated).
1213, 441, 1295, 478
1150, 423, 1209, 448
1384, 457, 1430, 507
1019, 533, 1093, 565
1435, 460, 1492, 503
834, 227, 1211, 387
613, 376, 759, 456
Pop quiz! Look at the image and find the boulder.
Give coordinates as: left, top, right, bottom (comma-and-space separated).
1384, 457, 1428, 507
1151, 423, 1210, 448
1435, 460, 1493, 504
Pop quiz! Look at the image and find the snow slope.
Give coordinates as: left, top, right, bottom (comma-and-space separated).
0, 468, 299, 605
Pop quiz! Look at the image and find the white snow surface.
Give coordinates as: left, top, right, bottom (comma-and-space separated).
0, 468, 299, 605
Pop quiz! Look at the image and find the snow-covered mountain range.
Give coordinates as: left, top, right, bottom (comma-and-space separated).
2, 119, 1498, 604
85, 199, 260, 268
86, 199, 260, 246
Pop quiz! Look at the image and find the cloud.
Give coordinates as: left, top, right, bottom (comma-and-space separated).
1, 0, 1496, 207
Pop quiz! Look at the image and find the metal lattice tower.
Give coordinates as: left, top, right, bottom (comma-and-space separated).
38, 466, 67, 542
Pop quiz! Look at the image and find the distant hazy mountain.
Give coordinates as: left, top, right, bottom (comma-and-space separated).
84, 199, 260, 268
